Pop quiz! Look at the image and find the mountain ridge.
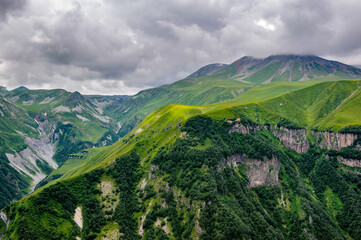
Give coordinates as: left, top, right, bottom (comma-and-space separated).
193, 54, 361, 84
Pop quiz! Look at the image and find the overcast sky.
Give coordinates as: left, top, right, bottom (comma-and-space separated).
1, 0, 361, 95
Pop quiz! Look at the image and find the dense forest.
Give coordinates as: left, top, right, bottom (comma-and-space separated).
2, 115, 361, 239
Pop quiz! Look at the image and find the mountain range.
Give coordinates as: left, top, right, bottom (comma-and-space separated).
1, 55, 361, 239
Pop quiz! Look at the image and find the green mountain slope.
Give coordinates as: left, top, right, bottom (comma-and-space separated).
186, 63, 228, 78
0, 95, 38, 208
230, 80, 361, 131
112, 77, 249, 137
3, 80, 361, 239
109, 55, 361, 138
0, 89, 128, 209
210, 55, 361, 84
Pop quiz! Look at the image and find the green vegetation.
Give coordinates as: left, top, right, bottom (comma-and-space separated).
2, 55, 361, 239
3, 109, 361, 239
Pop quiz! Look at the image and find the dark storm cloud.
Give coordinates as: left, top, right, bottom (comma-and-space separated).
0, 0, 27, 21
1, 0, 361, 94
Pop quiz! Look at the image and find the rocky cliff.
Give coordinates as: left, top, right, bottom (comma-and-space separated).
225, 154, 280, 188
229, 121, 262, 135
230, 122, 309, 153
230, 121, 359, 153
312, 131, 358, 150
337, 156, 361, 168
271, 126, 309, 153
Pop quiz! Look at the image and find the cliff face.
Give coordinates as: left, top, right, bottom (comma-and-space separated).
312, 131, 358, 150
230, 121, 359, 152
271, 126, 309, 153
229, 122, 262, 135
229, 122, 309, 153
225, 154, 280, 188
337, 157, 361, 168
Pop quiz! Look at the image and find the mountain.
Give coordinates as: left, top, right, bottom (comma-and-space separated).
1, 55, 361, 239
112, 55, 361, 137
209, 55, 361, 84
113, 76, 248, 137
0, 89, 129, 208
12, 86, 28, 91
2, 79, 361, 239
186, 63, 228, 78
0, 87, 7, 96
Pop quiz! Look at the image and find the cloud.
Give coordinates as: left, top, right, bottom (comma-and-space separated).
255, 19, 276, 31
0, 0, 361, 95
0, 0, 27, 21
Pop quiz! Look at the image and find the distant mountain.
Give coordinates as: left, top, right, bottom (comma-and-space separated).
0, 89, 128, 208
202, 55, 361, 84
0, 86, 7, 96
187, 63, 228, 78
12, 86, 29, 91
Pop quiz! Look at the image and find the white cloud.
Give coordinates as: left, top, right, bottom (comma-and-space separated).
254, 19, 276, 31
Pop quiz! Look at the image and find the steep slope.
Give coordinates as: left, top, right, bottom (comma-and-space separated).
0, 95, 38, 208
5, 89, 123, 161
0, 89, 127, 209
3, 80, 361, 239
186, 63, 228, 78
210, 55, 361, 84
111, 77, 249, 137
229, 80, 361, 131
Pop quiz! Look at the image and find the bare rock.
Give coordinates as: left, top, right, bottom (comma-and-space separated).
271, 126, 309, 153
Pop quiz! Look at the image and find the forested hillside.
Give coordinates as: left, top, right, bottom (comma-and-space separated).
2, 80, 361, 239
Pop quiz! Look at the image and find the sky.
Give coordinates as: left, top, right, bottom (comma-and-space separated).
1, 0, 361, 95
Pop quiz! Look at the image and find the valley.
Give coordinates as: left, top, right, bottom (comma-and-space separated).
1, 55, 361, 239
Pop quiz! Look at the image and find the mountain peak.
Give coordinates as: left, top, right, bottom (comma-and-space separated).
13, 86, 29, 91
64, 91, 87, 107
187, 63, 228, 78
209, 54, 361, 84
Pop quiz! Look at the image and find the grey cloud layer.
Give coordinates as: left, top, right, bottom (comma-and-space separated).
1, 0, 361, 94
0, 0, 27, 21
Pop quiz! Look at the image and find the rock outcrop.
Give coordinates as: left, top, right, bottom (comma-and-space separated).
229, 122, 262, 135
312, 131, 358, 150
230, 121, 309, 153
337, 157, 361, 168
229, 120, 361, 154
271, 126, 309, 153
0, 212, 8, 229
224, 154, 280, 188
